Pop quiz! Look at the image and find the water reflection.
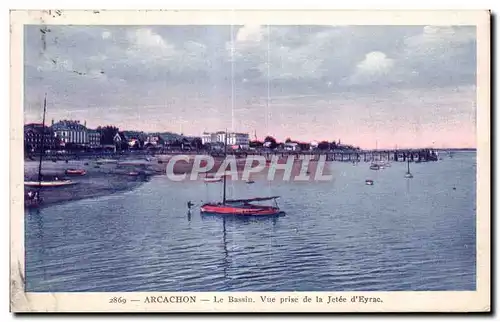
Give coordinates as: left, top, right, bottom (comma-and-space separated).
200, 213, 284, 283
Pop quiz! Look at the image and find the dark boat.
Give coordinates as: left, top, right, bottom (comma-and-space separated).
405, 159, 414, 178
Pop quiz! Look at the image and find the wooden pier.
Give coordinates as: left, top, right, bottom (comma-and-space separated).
29, 148, 440, 163
213, 148, 440, 163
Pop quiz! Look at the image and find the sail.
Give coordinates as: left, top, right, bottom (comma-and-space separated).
225, 196, 280, 204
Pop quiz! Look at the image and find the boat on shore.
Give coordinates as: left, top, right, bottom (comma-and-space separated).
25, 93, 75, 207
24, 180, 75, 187
65, 168, 86, 176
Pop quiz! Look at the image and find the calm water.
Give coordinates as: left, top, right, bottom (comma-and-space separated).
25, 152, 476, 292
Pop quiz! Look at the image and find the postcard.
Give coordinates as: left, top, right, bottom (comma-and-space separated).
10, 9, 490, 313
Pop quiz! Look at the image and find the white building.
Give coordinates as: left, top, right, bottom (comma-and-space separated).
284, 142, 301, 151
202, 131, 250, 149
51, 120, 89, 146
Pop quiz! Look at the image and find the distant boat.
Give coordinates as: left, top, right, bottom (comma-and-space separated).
96, 159, 118, 164
405, 159, 414, 178
365, 179, 374, 185
246, 180, 255, 184
369, 163, 380, 170
204, 177, 222, 183
65, 168, 86, 176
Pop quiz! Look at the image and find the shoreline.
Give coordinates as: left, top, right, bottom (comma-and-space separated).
24, 159, 160, 209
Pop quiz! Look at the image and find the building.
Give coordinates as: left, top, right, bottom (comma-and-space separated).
202, 131, 250, 149
201, 132, 218, 145
87, 129, 101, 148
24, 123, 59, 152
284, 142, 301, 151
144, 134, 164, 147
51, 120, 89, 146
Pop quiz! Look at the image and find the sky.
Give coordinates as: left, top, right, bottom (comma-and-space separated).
24, 25, 477, 149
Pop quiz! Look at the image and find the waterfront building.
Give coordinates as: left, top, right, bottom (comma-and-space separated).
284, 142, 301, 151
24, 123, 59, 152
51, 120, 89, 146
202, 131, 250, 149
87, 129, 101, 148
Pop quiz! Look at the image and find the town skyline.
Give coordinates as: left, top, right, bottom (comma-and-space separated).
24, 25, 477, 150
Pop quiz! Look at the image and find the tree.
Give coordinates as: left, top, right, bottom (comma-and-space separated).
285, 137, 292, 143
249, 140, 263, 148
318, 141, 330, 150
98, 125, 119, 145
190, 137, 203, 150
264, 136, 278, 149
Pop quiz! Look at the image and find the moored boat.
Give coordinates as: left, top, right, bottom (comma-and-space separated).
204, 177, 222, 183
200, 130, 284, 217
200, 196, 282, 216
405, 159, 414, 178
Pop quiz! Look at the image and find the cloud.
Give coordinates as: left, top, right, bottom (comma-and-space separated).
235, 25, 266, 43
347, 51, 395, 85
23, 25, 477, 119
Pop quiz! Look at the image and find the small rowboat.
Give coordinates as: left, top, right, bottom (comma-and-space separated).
65, 169, 86, 175
24, 180, 75, 187
365, 179, 374, 185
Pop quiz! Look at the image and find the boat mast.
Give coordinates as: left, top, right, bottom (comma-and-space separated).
222, 129, 227, 204
37, 93, 47, 189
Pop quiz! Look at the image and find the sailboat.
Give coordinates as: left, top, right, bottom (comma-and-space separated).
369, 140, 381, 170
404, 159, 414, 178
25, 95, 74, 207
200, 130, 283, 216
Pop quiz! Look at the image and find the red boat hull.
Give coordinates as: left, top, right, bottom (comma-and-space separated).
200, 203, 281, 216
65, 169, 86, 175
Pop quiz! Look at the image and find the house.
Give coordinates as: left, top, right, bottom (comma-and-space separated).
284, 142, 301, 151
24, 123, 59, 152
202, 131, 250, 149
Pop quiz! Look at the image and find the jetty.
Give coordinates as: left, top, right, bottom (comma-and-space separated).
27, 148, 440, 163
210, 148, 440, 163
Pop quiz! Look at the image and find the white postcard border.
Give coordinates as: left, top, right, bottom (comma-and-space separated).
9, 9, 491, 313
